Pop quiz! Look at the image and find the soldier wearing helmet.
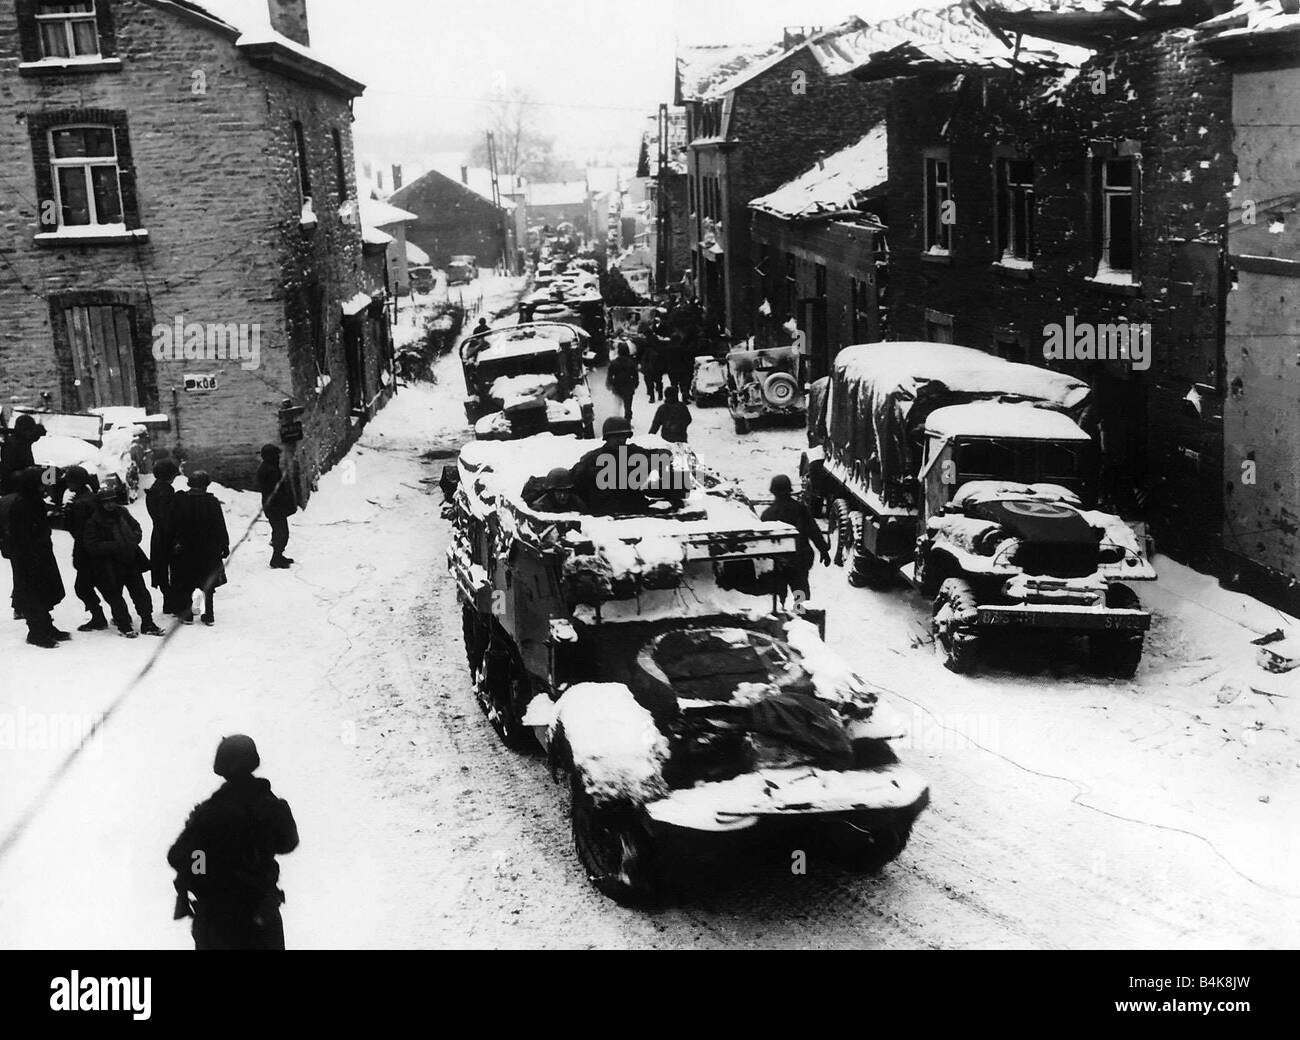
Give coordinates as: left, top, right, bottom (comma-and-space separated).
761, 473, 830, 607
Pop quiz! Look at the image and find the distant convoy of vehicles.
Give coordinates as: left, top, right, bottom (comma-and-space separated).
440, 237, 1155, 902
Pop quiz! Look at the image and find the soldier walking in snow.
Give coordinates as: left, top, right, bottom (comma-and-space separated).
761, 474, 830, 608
605, 343, 640, 424
168, 735, 299, 951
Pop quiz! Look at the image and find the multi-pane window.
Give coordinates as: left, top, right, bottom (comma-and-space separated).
997, 158, 1035, 262
925, 155, 952, 253
50, 125, 123, 227
1100, 158, 1135, 272
36, 1, 99, 59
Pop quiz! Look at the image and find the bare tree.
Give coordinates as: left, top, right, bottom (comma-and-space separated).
471, 87, 562, 183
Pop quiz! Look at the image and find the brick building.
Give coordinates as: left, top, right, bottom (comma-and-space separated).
1198, 0, 1300, 613
749, 123, 888, 377
857, 0, 1236, 572
389, 167, 516, 270
676, 20, 911, 340
0, 0, 390, 499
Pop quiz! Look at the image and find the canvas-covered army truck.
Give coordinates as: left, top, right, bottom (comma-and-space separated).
460, 322, 595, 440
803, 342, 1155, 676
447, 433, 929, 904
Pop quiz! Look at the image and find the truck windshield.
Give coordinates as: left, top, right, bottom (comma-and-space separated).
954, 437, 1095, 496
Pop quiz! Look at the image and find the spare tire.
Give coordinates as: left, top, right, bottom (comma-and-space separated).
762, 371, 799, 407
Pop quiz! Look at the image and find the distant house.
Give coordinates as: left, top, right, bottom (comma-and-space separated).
525, 180, 590, 236
749, 123, 888, 376
0, 0, 392, 497
359, 197, 417, 295
390, 167, 516, 269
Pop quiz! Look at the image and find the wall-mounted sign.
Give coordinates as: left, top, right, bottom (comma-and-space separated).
184, 373, 219, 392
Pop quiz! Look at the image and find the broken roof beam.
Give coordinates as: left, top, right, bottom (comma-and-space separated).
978, 0, 1223, 48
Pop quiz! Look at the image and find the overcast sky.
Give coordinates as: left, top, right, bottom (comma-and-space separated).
204, 0, 951, 164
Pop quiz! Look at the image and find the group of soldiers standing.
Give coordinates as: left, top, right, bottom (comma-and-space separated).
0, 417, 298, 647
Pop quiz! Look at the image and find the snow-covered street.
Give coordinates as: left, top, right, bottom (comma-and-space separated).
3, 311, 1296, 949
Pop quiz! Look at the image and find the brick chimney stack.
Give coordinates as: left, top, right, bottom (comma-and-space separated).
460, 166, 469, 185
268, 0, 311, 47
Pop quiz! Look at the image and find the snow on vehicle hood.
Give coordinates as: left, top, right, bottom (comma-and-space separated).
552, 683, 670, 804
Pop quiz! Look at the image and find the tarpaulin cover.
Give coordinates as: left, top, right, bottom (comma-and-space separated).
826, 343, 1089, 508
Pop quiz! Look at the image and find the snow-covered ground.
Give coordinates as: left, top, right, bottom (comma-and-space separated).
1, 310, 1296, 949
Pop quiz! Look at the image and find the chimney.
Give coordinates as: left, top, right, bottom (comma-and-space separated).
268, 0, 311, 47
460, 165, 469, 185
392, 164, 403, 190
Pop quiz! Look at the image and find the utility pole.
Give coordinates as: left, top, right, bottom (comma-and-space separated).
656, 103, 669, 297
485, 131, 511, 274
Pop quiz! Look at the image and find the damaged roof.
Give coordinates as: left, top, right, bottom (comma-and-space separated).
675, 40, 785, 102
676, 18, 876, 101
846, 1, 1090, 81
1196, 0, 1300, 46
978, 0, 1228, 49
749, 122, 889, 220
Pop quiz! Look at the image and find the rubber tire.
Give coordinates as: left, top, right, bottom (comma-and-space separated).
848, 548, 895, 590
733, 415, 750, 435
570, 774, 662, 907
933, 577, 981, 674
828, 498, 854, 567
823, 819, 913, 874
480, 644, 533, 751
1089, 584, 1144, 678
762, 371, 799, 407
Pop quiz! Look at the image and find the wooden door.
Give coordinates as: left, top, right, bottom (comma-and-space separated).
64, 304, 138, 409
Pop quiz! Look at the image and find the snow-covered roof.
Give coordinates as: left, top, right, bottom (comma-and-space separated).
845, 1, 1089, 80
405, 240, 430, 266
676, 40, 785, 101
342, 292, 374, 316
359, 197, 416, 228
361, 225, 394, 246
749, 122, 888, 220
167, 0, 366, 94
925, 402, 1092, 440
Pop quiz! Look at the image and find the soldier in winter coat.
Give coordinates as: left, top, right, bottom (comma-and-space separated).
168, 735, 300, 951
83, 488, 163, 638
256, 445, 297, 569
2, 467, 68, 648
64, 466, 107, 631
146, 460, 182, 615
170, 471, 229, 626
760, 474, 831, 607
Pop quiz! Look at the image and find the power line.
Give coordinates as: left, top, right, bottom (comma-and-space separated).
361, 88, 658, 114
